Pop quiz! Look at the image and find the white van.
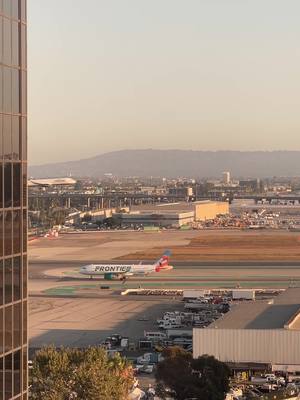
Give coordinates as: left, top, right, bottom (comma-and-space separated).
159, 322, 182, 330
144, 331, 167, 341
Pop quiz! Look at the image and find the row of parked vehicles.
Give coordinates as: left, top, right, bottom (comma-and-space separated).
157, 300, 230, 329
227, 374, 300, 399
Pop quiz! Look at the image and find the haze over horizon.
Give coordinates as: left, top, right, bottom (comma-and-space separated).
29, 149, 300, 179
29, 0, 300, 164
30, 148, 300, 167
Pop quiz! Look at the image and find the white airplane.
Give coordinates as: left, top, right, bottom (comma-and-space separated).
79, 251, 173, 281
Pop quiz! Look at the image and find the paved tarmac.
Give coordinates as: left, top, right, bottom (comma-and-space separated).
29, 295, 184, 348
28, 231, 300, 350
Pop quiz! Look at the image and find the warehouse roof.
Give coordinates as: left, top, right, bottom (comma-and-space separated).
131, 201, 225, 213
209, 288, 300, 330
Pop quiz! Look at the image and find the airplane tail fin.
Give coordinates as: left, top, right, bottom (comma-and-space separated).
154, 250, 172, 272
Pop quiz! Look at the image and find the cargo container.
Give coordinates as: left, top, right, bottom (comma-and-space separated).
232, 289, 255, 300
183, 289, 211, 300
166, 329, 193, 339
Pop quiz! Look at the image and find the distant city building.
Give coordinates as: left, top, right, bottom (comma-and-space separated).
139, 186, 166, 195
0, 1, 28, 399
168, 187, 193, 198
222, 171, 231, 185
239, 179, 260, 192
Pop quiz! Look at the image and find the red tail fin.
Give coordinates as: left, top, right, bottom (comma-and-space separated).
155, 251, 172, 272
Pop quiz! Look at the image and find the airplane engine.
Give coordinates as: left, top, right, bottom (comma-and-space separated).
104, 273, 115, 280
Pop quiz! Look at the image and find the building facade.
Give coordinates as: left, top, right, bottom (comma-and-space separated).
193, 328, 300, 368
194, 201, 229, 221
193, 288, 300, 373
1, 1, 28, 399
116, 211, 195, 228
222, 171, 231, 185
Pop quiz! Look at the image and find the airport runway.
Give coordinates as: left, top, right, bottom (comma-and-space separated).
29, 259, 300, 294
28, 231, 300, 294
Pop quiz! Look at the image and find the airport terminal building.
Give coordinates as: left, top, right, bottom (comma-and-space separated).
193, 288, 300, 372
0, 1, 28, 398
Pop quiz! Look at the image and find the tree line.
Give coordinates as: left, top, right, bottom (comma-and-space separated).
30, 346, 230, 400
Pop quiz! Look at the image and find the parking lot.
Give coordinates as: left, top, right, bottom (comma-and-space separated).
29, 295, 184, 349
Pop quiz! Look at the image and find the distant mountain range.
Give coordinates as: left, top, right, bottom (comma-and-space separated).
29, 150, 300, 179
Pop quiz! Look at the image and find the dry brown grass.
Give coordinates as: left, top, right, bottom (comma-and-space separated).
116, 231, 300, 262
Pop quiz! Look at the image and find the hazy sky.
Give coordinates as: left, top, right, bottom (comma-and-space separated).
29, 0, 300, 165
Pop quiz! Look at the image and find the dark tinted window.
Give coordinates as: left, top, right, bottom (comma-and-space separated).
3, 115, 12, 161
0, 308, 3, 352
0, 357, 3, 395
21, 117, 27, 160
13, 349, 21, 395
21, 70, 26, 113
0, 213, 3, 258
13, 210, 21, 254
23, 209, 27, 251
4, 211, 12, 256
0, 67, 2, 112
13, 163, 21, 207
0, 211, 4, 257
4, 258, 12, 303
12, 117, 20, 161
22, 254, 27, 298
4, 163, 12, 207
23, 300, 27, 345
4, 352, 12, 399
4, 305, 12, 352
0, 259, 3, 304
13, 256, 21, 301
23, 347, 27, 390
22, 163, 27, 206
0, 164, 2, 208
13, 303, 21, 348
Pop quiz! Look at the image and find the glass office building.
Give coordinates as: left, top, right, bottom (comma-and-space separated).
0, 0, 28, 399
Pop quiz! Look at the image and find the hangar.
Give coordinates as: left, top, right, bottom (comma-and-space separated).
193, 288, 300, 372
118, 200, 229, 228
116, 210, 195, 228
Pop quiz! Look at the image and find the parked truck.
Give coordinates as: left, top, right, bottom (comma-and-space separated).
232, 289, 255, 300
183, 289, 211, 300
159, 321, 183, 330
166, 329, 193, 339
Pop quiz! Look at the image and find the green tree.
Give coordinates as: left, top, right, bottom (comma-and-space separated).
30, 346, 134, 400
155, 347, 230, 400
191, 354, 231, 400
